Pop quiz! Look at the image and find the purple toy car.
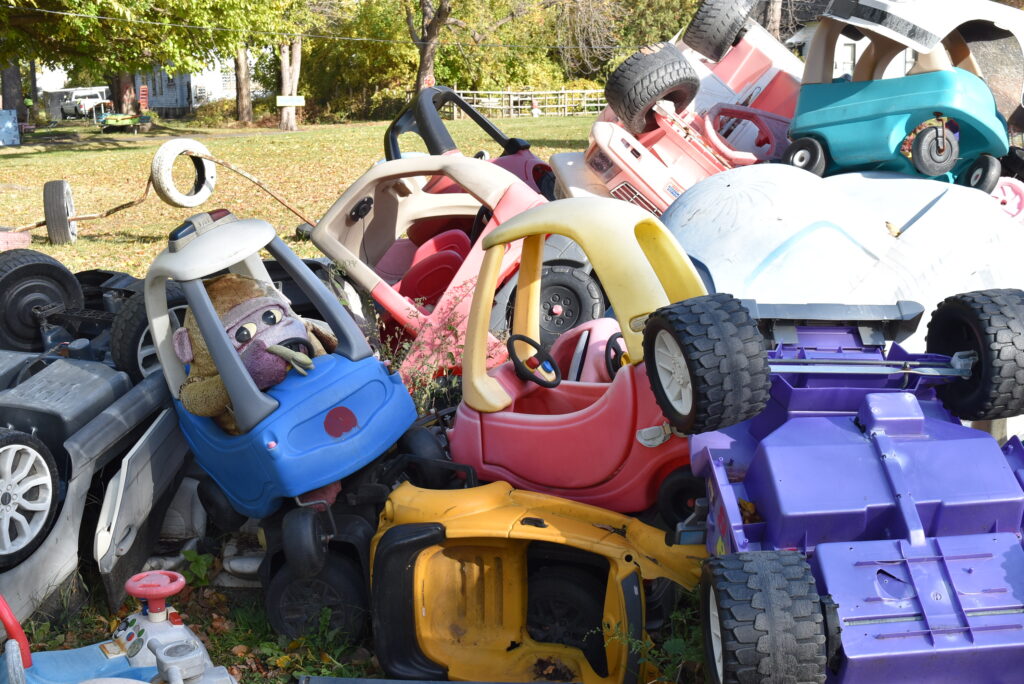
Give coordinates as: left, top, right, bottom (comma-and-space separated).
671, 290, 1024, 683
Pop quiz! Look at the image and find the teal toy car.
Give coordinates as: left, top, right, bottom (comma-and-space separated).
783, 0, 1024, 193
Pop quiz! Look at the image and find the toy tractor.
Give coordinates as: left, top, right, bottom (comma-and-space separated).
447, 197, 768, 524
674, 289, 1024, 682
144, 209, 418, 636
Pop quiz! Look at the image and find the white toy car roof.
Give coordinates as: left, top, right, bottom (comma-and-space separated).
823, 0, 1024, 53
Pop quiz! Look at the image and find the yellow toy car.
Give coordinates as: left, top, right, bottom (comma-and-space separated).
369, 481, 706, 684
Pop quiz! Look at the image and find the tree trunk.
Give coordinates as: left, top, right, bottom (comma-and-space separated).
765, 0, 783, 40
235, 45, 252, 123
415, 38, 440, 91
111, 73, 137, 114
29, 60, 38, 122
1, 61, 26, 122
279, 38, 301, 131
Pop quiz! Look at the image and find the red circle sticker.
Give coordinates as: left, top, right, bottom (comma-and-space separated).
324, 406, 358, 438
424, 75, 436, 88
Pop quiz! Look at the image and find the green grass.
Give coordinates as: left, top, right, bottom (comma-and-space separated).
0, 117, 591, 276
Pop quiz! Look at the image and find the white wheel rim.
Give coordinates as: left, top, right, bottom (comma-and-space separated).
653, 329, 693, 416
792, 149, 811, 167
709, 585, 724, 682
971, 168, 984, 186
136, 304, 188, 376
0, 443, 53, 555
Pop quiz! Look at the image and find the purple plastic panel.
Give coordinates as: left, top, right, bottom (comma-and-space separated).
813, 533, 1024, 682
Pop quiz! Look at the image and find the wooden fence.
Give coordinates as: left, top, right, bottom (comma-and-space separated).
445, 89, 606, 118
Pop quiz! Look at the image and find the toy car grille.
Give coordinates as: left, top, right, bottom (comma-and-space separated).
610, 182, 661, 216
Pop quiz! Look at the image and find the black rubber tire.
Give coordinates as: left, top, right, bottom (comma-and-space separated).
959, 154, 1002, 193
526, 565, 608, 675
783, 138, 828, 177
538, 265, 604, 346
1001, 146, 1024, 180
43, 180, 77, 245
266, 552, 368, 639
683, 0, 759, 62
657, 466, 705, 528
911, 126, 959, 177
197, 478, 248, 533
605, 43, 700, 136
0, 430, 60, 571
282, 507, 327, 578
397, 427, 451, 489
110, 284, 188, 383
643, 294, 769, 434
925, 289, 1024, 421
701, 551, 827, 684
0, 249, 84, 352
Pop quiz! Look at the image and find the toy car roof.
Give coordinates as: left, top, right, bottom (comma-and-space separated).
823, 0, 1024, 53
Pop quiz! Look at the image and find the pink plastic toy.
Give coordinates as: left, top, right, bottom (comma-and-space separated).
991, 176, 1024, 222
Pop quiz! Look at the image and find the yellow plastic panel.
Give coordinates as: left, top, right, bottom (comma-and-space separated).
463, 248, 514, 413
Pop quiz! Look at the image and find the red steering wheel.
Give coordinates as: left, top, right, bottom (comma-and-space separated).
124, 570, 187, 614
0, 593, 31, 667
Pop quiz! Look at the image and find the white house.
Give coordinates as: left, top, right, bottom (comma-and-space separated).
135, 58, 263, 117
786, 21, 914, 79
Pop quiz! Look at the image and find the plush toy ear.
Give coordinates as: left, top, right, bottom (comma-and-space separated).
172, 326, 194, 363
305, 319, 338, 355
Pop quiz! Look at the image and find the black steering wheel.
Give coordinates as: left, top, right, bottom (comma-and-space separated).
507, 334, 561, 388
605, 332, 625, 379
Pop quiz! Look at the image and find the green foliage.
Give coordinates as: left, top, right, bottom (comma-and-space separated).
189, 96, 277, 127
182, 548, 216, 586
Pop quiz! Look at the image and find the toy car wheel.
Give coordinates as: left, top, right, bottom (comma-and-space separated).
683, 0, 759, 62
605, 42, 700, 136
643, 294, 769, 434
282, 507, 327, 578
42, 180, 77, 245
926, 289, 1024, 421
701, 551, 827, 684
0, 249, 84, 352
539, 266, 604, 347
911, 126, 959, 178
398, 427, 451, 489
657, 466, 705, 527
0, 430, 60, 571
783, 138, 828, 177
526, 565, 608, 673
265, 553, 367, 639
959, 154, 1001, 194
110, 284, 189, 383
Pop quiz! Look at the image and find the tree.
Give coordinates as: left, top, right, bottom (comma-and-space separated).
1, 61, 25, 121
278, 38, 302, 130
235, 46, 253, 123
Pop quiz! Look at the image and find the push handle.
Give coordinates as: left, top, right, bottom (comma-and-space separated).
124, 570, 187, 615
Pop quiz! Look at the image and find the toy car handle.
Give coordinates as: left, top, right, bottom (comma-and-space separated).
0, 593, 31, 667
703, 104, 784, 166
125, 570, 187, 614
384, 86, 531, 160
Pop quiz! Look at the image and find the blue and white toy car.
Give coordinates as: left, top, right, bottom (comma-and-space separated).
143, 209, 418, 637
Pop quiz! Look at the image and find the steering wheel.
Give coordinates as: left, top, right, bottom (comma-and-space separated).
605, 332, 625, 379
507, 334, 561, 388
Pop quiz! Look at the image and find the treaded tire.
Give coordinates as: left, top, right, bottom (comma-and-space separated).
0, 430, 60, 571
701, 551, 827, 684
605, 43, 700, 136
538, 265, 604, 346
266, 552, 368, 639
527, 565, 608, 677
43, 180, 77, 245
683, 0, 759, 62
489, 260, 603, 344
643, 293, 769, 434
0, 249, 83, 352
925, 289, 1024, 420
110, 284, 187, 382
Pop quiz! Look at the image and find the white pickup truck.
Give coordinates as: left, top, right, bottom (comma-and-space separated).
60, 88, 110, 119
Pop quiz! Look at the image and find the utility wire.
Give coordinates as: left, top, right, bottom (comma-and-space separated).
2, 4, 644, 50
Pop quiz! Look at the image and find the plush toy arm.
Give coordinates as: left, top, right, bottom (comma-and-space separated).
179, 374, 232, 418
304, 319, 339, 356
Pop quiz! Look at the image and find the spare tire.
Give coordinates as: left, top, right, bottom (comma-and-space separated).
605, 42, 700, 136
43, 180, 77, 245
683, 0, 759, 62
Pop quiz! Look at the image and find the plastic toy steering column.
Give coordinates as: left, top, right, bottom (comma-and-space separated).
125, 570, 187, 622
507, 334, 561, 388
0, 593, 31, 667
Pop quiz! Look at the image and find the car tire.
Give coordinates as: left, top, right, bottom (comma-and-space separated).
926, 289, 1024, 421
657, 466, 705, 528
605, 42, 701, 136
266, 552, 368, 639
643, 293, 769, 434
683, 0, 759, 62
110, 284, 188, 383
0, 430, 61, 571
783, 138, 828, 176
43, 180, 77, 245
150, 138, 218, 208
911, 126, 959, 178
527, 565, 608, 675
0, 249, 84, 352
959, 154, 1001, 193
701, 551, 827, 684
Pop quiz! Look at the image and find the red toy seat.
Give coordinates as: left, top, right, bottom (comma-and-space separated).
394, 230, 472, 306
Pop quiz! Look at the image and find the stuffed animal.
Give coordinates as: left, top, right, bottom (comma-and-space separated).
172, 273, 337, 434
